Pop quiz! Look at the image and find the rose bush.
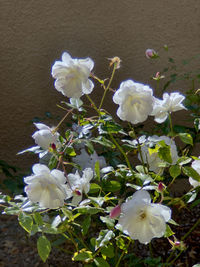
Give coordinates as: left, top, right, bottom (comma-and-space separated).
1, 48, 200, 266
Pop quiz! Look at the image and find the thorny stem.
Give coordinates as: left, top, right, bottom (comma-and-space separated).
99, 62, 117, 110
109, 133, 135, 176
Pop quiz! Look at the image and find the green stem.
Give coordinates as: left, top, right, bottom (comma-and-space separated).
53, 108, 73, 133
129, 124, 147, 174
62, 232, 78, 251
169, 250, 182, 265
109, 133, 134, 176
149, 242, 153, 257
115, 239, 131, 267
156, 79, 160, 93
168, 113, 174, 135
86, 94, 100, 115
99, 63, 117, 110
181, 217, 200, 241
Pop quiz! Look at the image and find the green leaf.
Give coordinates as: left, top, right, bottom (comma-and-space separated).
98, 121, 122, 134
76, 206, 104, 215
82, 216, 91, 235
4, 206, 20, 215
101, 245, 114, 258
169, 165, 181, 178
103, 180, 121, 192
183, 166, 200, 182
37, 235, 51, 262
85, 140, 94, 154
168, 219, 179, 226
95, 230, 115, 250
33, 213, 43, 226
73, 250, 93, 262
89, 197, 105, 206
101, 166, 114, 174
92, 136, 115, 149
89, 183, 101, 193
65, 146, 76, 156
179, 133, 193, 145
18, 212, 33, 233
95, 161, 100, 181
164, 224, 175, 237
48, 155, 58, 170
158, 146, 172, 164
177, 156, 192, 166
94, 257, 110, 267
100, 216, 115, 228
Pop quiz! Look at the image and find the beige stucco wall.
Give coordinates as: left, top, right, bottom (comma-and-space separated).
0, 0, 200, 171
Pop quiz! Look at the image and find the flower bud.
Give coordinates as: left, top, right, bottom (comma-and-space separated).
74, 189, 82, 196
153, 72, 165, 81
168, 237, 186, 251
110, 205, 121, 219
51, 143, 56, 150
145, 49, 158, 59
157, 182, 165, 192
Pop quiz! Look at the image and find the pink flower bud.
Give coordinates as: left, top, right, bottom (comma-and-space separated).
174, 241, 181, 247
158, 182, 165, 192
145, 49, 158, 59
110, 205, 121, 219
155, 72, 160, 78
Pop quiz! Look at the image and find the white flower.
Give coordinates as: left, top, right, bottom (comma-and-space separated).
72, 149, 106, 171
189, 158, 200, 188
113, 80, 154, 124
32, 123, 60, 152
67, 168, 93, 205
51, 52, 94, 98
24, 164, 69, 209
118, 190, 171, 244
151, 92, 186, 123
139, 135, 178, 174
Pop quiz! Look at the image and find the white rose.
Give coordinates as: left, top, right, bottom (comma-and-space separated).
51, 51, 94, 98
72, 149, 106, 171
113, 80, 154, 124
118, 190, 171, 244
24, 164, 69, 209
32, 123, 60, 151
139, 135, 178, 174
67, 168, 93, 205
189, 158, 200, 188
151, 92, 186, 123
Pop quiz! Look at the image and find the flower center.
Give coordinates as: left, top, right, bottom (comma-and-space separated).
139, 211, 147, 220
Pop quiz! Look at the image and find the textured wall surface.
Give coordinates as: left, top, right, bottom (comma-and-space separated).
0, 0, 200, 171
